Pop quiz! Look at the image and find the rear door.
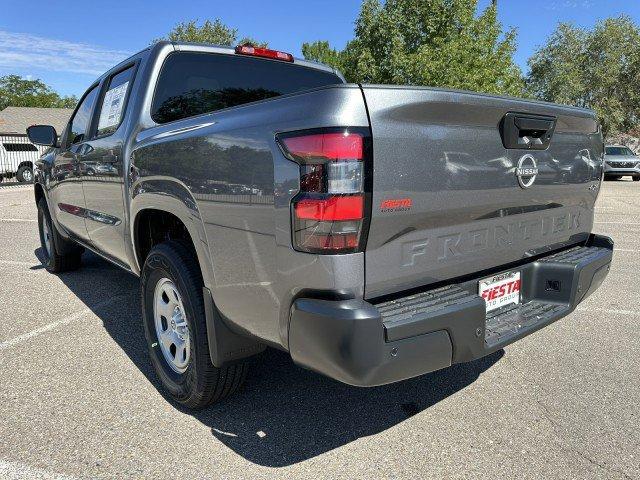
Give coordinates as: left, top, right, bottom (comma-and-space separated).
361, 86, 603, 299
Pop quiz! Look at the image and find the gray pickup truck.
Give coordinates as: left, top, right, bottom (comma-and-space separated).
27, 42, 613, 408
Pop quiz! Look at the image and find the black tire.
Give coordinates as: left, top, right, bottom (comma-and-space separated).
37, 198, 82, 273
633, 176, 640, 182
16, 165, 33, 183
141, 240, 248, 408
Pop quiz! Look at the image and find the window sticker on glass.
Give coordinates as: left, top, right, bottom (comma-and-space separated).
97, 81, 129, 133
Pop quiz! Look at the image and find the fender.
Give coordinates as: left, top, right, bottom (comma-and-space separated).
129, 176, 215, 290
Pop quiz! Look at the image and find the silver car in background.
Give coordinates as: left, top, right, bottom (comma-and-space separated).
604, 145, 640, 181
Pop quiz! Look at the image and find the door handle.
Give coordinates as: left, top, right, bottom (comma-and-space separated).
501, 112, 557, 150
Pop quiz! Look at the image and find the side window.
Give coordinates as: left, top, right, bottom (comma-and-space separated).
2, 143, 38, 152
69, 86, 99, 146
96, 66, 134, 137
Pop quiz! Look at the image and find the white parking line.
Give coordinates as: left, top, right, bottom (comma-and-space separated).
0, 459, 77, 480
0, 295, 127, 352
0, 218, 37, 223
0, 186, 32, 193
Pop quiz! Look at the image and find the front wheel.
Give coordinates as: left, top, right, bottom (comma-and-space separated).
141, 241, 248, 408
37, 198, 82, 272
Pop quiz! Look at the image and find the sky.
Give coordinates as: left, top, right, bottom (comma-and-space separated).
0, 0, 639, 98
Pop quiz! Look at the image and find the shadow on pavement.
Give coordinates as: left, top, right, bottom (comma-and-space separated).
42, 247, 504, 468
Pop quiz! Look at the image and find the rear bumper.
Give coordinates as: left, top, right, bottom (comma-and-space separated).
288, 234, 613, 387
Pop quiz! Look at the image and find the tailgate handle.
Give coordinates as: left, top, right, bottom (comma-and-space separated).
501, 112, 557, 150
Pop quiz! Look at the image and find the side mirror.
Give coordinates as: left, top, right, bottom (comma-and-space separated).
27, 125, 58, 147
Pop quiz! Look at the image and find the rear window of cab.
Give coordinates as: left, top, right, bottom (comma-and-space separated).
151, 52, 343, 124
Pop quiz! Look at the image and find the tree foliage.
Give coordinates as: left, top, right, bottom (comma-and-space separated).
155, 19, 266, 47
301, 41, 345, 71
527, 16, 640, 136
302, 0, 524, 96
0, 75, 77, 111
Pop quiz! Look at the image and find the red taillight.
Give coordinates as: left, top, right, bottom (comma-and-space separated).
235, 45, 294, 62
282, 133, 363, 161
277, 128, 370, 254
295, 195, 364, 221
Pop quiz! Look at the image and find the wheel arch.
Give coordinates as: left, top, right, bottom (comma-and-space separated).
34, 181, 45, 205
130, 192, 214, 290
17, 160, 33, 170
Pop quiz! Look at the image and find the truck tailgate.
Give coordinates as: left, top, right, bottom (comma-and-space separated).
361, 85, 603, 299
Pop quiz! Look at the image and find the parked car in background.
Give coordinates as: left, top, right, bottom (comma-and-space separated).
28, 41, 613, 409
604, 144, 640, 181
0, 107, 73, 183
0, 136, 41, 183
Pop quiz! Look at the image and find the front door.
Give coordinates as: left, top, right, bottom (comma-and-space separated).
49, 85, 100, 241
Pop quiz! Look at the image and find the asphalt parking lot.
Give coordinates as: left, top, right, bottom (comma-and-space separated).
0, 180, 638, 479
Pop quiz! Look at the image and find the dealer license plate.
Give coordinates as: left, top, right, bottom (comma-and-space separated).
479, 271, 521, 313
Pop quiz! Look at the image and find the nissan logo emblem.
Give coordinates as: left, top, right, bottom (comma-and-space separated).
515, 154, 538, 189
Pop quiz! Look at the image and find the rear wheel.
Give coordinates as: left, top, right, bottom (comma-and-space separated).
141, 240, 248, 408
16, 165, 33, 183
633, 176, 640, 182
37, 198, 82, 272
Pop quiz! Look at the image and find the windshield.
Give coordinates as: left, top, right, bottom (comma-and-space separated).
605, 146, 635, 156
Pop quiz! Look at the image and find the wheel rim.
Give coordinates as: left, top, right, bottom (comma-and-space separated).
41, 217, 52, 258
23, 169, 32, 182
153, 278, 190, 373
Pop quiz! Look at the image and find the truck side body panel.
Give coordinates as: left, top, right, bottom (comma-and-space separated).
131, 85, 369, 347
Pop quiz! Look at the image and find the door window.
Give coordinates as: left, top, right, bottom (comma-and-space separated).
96, 66, 135, 137
68, 86, 99, 146
2, 143, 38, 152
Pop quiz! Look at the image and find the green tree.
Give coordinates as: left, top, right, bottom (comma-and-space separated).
301, 41, 344, 71
527, 16, 640, 136
154, 19, 266, 47
302, 0, 524, 96
0, 75, 77, 111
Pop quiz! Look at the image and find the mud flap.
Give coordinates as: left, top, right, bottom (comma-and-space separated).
203, 287, 266, 367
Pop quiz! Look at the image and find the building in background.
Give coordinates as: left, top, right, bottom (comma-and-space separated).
0, 106, 73, 183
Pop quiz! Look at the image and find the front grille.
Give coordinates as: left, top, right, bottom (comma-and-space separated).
607, 161, 637, 168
